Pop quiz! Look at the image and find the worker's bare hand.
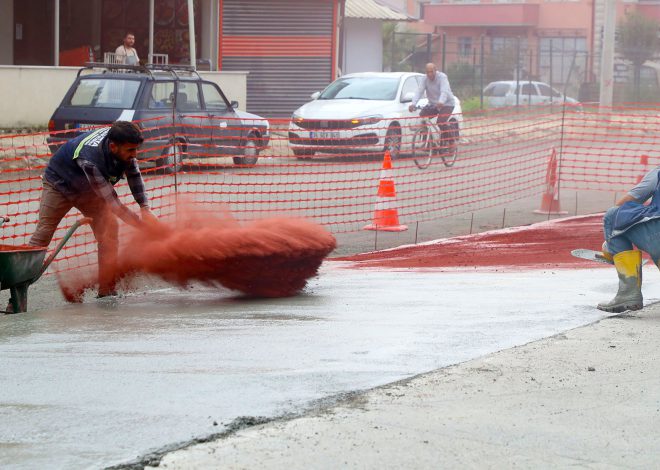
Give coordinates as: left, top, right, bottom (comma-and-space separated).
139, 208, 168, 237
140, 207, 159, 224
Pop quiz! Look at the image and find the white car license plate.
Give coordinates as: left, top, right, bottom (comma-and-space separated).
310, 131, 339, 139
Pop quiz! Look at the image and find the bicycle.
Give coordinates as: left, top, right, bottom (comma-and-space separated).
411, 104, 460, 169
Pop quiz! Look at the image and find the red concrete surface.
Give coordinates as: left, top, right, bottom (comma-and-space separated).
337, 215, 610, 270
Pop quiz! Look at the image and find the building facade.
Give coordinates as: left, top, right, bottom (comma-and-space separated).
0, 0, 345, 117
418, 0, 660, 88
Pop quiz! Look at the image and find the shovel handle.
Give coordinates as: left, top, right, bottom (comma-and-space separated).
36, 217, 93, 280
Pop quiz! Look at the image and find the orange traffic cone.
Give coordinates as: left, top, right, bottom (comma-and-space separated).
533, 148, 567, 215
635, 154, 649, 184
363, 151, 408, 232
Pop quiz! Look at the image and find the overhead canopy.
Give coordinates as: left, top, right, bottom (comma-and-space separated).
344, 0, 412, 21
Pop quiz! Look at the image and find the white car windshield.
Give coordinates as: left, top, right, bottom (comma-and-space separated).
319, 77, 399, 101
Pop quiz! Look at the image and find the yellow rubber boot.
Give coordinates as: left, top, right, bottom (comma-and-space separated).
597, 250, 643, 313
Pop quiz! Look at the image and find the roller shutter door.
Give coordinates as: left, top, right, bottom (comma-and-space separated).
220, 0, 335, 118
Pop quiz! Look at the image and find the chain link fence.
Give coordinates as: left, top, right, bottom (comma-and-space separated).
386, 32, 660, 111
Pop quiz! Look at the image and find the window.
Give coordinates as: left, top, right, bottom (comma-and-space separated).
458, 37, 472, 58
491, 37, 528, 70
68, 78, 140, 108
201, 83, 228, 110
518, 83, 537, 95
319, 77, 399, 101
484, 83, 512, 97
537, 83, 561, 97
539, 37, 587, 85
148, 82, 175, 109
640, 66, 659, 87
491, 37, 527, 53
176, 82, 201, 111
400, 77, 419, 102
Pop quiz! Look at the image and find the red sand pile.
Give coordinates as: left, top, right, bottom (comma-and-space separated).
58, 209, 336, 301
336, 215, 607, 270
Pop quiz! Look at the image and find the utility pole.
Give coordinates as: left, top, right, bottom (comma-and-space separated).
188, 0, 197, 68
599, 0, 616, 111
54, 0, 60, 66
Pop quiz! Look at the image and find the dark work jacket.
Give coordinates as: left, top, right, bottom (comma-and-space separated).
45, 128, 128, 199
612, 178, 660, 238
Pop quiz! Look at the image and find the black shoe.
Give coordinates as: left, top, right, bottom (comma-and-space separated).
96, 289, 118, 299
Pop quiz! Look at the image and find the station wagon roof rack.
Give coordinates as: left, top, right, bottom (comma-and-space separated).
79, 62, 201, 80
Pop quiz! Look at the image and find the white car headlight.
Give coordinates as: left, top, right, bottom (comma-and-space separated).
291, 113, 304, 125
350, 115, 383, 126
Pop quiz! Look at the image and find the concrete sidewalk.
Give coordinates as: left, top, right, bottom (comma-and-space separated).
152, 305, 660, 469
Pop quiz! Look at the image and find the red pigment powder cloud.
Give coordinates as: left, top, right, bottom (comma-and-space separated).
58, 209, 336, 301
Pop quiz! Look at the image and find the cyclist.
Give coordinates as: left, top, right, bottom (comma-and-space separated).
408, 62, 457, 145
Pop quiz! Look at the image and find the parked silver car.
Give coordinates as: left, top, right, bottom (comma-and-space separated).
484, 80, 581, 108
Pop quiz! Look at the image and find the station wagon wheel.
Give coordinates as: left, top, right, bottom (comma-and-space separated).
233, 135, 259, 166
159, 142, 183, 174
384, 124, 401, 159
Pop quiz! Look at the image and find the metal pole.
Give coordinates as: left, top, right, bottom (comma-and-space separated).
441, 32, 446, 71
391, 31, 396, 71
472, 46, 477, 95
480, 35, 484, 109
188, 0, 197, 67
528, 49, 533, 107
54, 0, 60, 66
515, 36, 521, 108
149, 0, 154, 63
599, 0, 616, 111
426, 33, 431, 65
549, 39, 554, 112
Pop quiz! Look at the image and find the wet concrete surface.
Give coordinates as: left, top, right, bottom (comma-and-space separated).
3, 263, 659, 469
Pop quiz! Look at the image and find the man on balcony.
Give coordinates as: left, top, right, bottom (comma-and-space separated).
115, 32, 140, 65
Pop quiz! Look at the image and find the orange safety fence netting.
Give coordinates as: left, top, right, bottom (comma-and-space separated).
0, 104, 658, 275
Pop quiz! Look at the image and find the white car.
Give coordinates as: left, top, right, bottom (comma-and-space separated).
288, 72, 462, 158
484, 80, 581, 108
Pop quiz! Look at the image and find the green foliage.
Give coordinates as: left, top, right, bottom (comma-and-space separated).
382, 24, 417, 72
617, 11, 660, 100
617, 11, 660, 68
382, 24, 436, 72
445, 62, 481, 98
483, 47, 519, 83
622, 83, 660, 103
460, 95, 486, 113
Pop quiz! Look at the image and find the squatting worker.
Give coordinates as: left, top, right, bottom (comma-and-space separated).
409, 62, 456, 134
30, 121, 157, 298
115, 32, 139, 65
599, 166, 660, 313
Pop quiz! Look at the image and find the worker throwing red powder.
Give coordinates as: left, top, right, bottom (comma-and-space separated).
59, 206, 337, 301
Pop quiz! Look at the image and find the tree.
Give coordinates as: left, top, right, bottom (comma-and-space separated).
382, 23, 422, 72
617, 11, 660, 99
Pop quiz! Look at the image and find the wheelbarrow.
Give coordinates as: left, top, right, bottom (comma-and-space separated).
1, 217, 92, 314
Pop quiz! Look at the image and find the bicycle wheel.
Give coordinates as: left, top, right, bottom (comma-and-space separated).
412, 126, 433, 169
440, 120, 459, 167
